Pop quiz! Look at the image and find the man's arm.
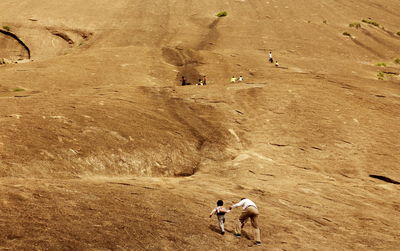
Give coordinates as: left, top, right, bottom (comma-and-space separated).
229, 200, 245, 210
219, 207, 230, 213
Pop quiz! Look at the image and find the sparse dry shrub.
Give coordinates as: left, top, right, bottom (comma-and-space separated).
377, 72, 385, 80
349, 22, 361, 29
342, 32, 352, 37
216, 11, 227, 17
362, 19, 379, 27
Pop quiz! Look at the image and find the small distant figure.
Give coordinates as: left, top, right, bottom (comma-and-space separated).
230, 76, 236, 83
210, 200, 230, 235
275, 61, 279, 67
181, 76, 187, 86
203, 75, 207, 85
197, 78, 204, 85
238, 76, 244, 82
268, 51, 273, 63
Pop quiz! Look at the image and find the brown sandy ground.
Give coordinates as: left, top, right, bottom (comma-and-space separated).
0, 0, 400, 250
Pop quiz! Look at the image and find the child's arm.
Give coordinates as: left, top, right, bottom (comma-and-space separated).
219, 207, 230, 213
209, 208, 216, 217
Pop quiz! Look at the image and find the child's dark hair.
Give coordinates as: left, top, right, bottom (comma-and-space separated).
217, 200, 224, 206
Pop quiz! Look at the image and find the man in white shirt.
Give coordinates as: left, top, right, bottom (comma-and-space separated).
229, 198, 261, 246
268, 51, 273, 63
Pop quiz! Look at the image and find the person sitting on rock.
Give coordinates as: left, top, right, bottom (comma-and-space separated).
238, 76, 244, 82
197, 78, 204, 85
275, 61, 279, 67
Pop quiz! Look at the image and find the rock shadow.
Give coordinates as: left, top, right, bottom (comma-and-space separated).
0, 29, 31, 59
370, 175, 400, 184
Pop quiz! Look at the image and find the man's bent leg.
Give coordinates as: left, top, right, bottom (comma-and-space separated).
235, 219, 242, 236
254, 227, 261, 243
248, 207, 261, 243
235, 211, 250, 236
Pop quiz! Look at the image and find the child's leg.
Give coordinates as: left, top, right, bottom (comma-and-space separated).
217, 215, 225, 233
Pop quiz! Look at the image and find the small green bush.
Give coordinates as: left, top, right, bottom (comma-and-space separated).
375, 62, 386, 67
2, 25, 10, 31
342, 32, 352, 37
13, 88, 25, 92
216, 11, 227, 17
362, 19, 379, 27
349, 22, 361, 29
377, 72, 385, 80
394, 58, 400, 64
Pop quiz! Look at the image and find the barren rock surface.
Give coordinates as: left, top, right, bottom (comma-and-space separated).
0, 0, 399, 250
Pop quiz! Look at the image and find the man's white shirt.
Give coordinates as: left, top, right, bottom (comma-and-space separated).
232, 199, 257, 210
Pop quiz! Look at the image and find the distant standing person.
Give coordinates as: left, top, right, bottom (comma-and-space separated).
229, 198, 261, 246
181, 76, 186, 86
231, 76, 236, 83
269, 51, 273, 63
238, 76, 244, 82
275, 61, 279, 67
203, 75, 207, 85
209, 200, 230, 235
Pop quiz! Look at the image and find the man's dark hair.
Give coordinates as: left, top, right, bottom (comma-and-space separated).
241, 198, 246, 201
217, 200, 223, 206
